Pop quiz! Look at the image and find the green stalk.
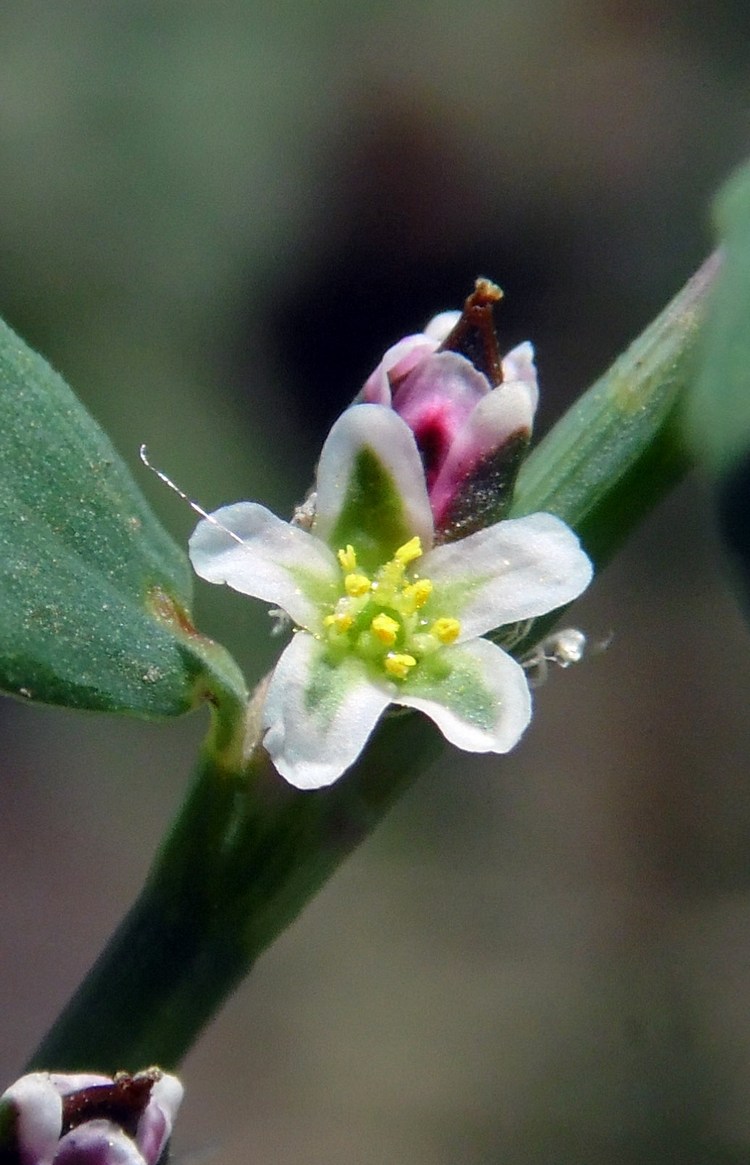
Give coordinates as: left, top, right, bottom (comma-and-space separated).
28, 254, 719, 1073
30, 709, 440, 1071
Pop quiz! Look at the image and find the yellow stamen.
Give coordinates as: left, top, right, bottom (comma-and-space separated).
402, 578, 433, 610
431, 617, 461, 645
344, 572, 371, 597
384, 652, 417, 680
394, 536, 422, 565
325, 537, 461, 683
338, 544, 357, 572
324, 611, 354, 632
371, 612, 400, 646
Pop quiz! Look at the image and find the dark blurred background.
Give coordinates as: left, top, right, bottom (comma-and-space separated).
1, 4, 750, 1163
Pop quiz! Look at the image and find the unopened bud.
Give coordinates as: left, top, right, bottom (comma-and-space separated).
0, 1068, 183, 1165
358, 279, 538, 540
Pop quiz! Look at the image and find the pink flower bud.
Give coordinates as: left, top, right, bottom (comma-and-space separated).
359, 280, 538, 539
0, 1069, 183, 1165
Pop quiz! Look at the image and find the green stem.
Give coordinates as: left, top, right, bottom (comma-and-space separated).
29, 709, 441, 1071
28, 254, 719, 1073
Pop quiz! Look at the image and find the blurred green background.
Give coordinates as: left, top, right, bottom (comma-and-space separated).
1, 3, 750, 1162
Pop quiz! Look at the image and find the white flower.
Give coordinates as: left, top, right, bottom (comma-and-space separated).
189, 404, 592, 790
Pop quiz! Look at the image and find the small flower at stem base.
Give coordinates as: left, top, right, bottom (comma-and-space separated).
0, 1069, 183, 1165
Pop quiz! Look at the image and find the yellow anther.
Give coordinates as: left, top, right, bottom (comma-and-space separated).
402, 578, 433, 609
337, 544, 357, 572
325, 611, 354, 632
344, 572, 371, 597
326, 533, 456, 680
431, 617, 461, 645
394, 536, 423, 565
384, 652, 417, 680
371, 612, 400, 646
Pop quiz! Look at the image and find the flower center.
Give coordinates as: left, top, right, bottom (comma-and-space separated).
322, 537, 461, 681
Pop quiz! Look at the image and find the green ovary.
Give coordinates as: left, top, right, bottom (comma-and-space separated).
321, 538, 460, 682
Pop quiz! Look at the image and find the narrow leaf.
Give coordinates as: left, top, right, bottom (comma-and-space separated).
0, 317, 246, 717
687, 164, 750, 610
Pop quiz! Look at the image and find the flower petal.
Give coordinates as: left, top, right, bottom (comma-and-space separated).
501, 341, 539, 412
396, 638, 531, 753
429, 379, 536, 529
389, 351, 491, 487
263, 631, 391, 789
359, 334, 438, 405
423, 310, 461, 342
0, 1073, 63, 1165
189, 503, 339, 632
313, 405, 434, 567
135, 1076, 183, 1165
422, 512, 593, 638
55, 1122, 145, 1165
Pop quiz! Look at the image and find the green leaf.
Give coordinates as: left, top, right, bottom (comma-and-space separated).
687, 168, 748, 476
686, 166, 750, 611
0, 316, 247, 717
